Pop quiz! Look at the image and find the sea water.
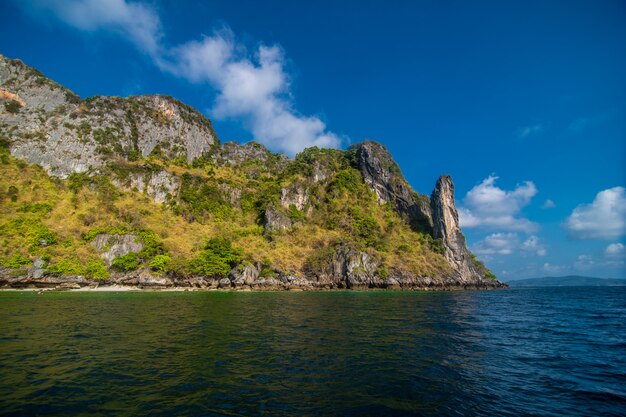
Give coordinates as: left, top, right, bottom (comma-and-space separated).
0, 287, 624, 416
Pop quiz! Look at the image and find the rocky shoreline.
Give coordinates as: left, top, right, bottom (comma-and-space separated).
0, 268, 507, 291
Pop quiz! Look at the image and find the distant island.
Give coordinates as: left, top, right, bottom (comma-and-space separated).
507, 276, 626, 288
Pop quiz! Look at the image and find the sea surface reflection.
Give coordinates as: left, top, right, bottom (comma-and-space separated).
1, 288, 625, 416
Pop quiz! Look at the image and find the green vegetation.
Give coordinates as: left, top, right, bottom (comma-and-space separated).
4, 101, 21, 114
2, 253, 32, 268
0, 128, 491, 282
471, 253, 497, 280
149, 254, 171, 273
111, 252, 139, 272
189, 237, 241, 278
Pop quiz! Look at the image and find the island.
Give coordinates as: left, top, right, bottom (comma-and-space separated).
0, 55, 505, 291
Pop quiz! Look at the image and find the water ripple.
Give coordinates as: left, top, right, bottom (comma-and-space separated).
0, 287, 625, 416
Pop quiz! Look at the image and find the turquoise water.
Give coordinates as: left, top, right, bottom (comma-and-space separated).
0, 288, 625, 416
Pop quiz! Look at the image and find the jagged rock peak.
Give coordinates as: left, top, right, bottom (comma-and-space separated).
349, 140, 433, 234
348, 141, 405, 202
430, 175, 486, 282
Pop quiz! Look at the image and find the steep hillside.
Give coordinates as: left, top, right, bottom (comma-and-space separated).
0, 55, 503, 290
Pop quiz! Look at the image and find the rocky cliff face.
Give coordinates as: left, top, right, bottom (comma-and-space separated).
350, 141, 433, 234
431, 175, 488, 282
350, 142, 493, 283
0, 55, 218, 177
0, 54, 502, 290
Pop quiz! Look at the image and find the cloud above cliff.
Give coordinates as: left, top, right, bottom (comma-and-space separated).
19, 0, 342, 156
564, 187, 626, 240
458, 175, 538, 232
473, 233, 546, 256
23, 0, 163, 58
162, 32, 342, 156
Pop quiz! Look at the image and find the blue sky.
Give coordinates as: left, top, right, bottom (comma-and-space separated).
1, 0, 624, 279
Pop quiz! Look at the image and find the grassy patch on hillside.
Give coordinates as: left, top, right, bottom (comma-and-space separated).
0, 145, 454, 280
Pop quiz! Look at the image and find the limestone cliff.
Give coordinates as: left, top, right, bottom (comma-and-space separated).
349, 141, 433, 233
0, 54, 503, 290
431, 175, 490, 282
0, 55, 218, 177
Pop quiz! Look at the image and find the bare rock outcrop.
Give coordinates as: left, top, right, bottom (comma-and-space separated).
430, 175, 485, 283
280, 184, 309, 211
91, 234, 143, 266
263, 206, 292, 234
304, 244, 381, 289
112, 169, 181, 203
350, 141, 433, 234
0, 55, 218, 178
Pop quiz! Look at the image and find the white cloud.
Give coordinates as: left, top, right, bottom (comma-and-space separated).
563, 187, 626, 240
542, 199, 555, 209
21, 0, 342, 156
25, 0, 162, 58
521, 236, 547, 256
473, 233, 518, 255
605, 243, 626, 258
459, 175, 538, 232
473, 233, 546, 256
517, 124, 543, 138
163, 31, 342, 156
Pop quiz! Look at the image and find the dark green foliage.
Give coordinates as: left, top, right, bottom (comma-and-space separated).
189, 237, 241, 278
3, 217, 57, 248
189, 251, 231, 278
288, 147, 346, 178
350, 210, 385, 250
45, 257, 83, 276
4, 101, 21, 114
176, 173, 232, 221
163, 257, 193, 277
111, 252, 139, 272
190, 153, 216, 170
376, 265, 389, 279
429, 237, 445, 255
0, 136, 10, 164
332, 169, 361, 193
288, 204, 305, 222
127, 149, 141, 162
7, 185, 18, 202
259, 263, 277, 278
204, 237, 241, 264
149, 254, 171, 273
135, 230, 166, 260
85, 259, 109, 279
17, 203, 53, 214
253, 180, 282, 212
67, 172, 91, 193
